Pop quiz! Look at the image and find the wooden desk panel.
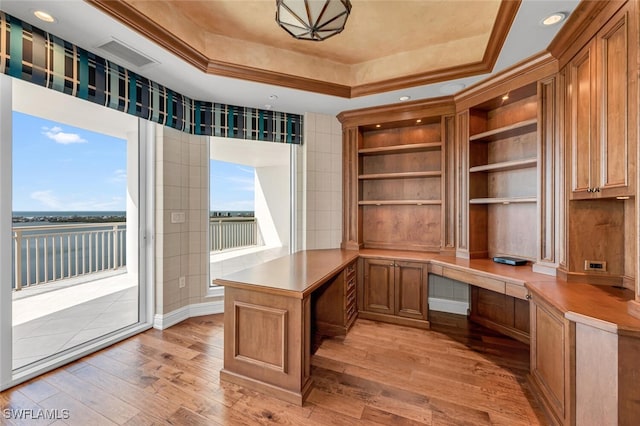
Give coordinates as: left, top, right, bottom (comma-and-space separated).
215, 249, 359, 405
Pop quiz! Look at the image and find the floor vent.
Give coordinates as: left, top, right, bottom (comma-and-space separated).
96, 39, 156, 68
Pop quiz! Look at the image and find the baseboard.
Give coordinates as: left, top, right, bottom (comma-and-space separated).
153, 300, 224, 330
428, 298, 469, 315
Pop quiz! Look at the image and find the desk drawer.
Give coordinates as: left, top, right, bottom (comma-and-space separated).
346, 274, 356, 293
442, 267, 506, 294
345, 261, 356, 278
505, 282, 528, 300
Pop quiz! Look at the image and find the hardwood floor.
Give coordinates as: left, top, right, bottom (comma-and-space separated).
0, 312, 547, 425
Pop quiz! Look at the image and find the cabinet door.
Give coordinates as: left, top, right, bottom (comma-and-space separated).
394, 261, 427, 320
597, 9, 631, 195
568, 40, 597, 197
530, 296, 574, 425
362, 259, 394, 315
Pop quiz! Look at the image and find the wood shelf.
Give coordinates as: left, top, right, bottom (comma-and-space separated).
359, 200, 442, 206
469, 197, 537, 205
469, 119, 537, 143
359, 171, 442, 180
469, 158, 537, 173
358, 142, 442, 156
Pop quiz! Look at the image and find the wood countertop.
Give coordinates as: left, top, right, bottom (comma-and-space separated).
359, 249, 557, 285
526, 280, 640, 334
360, 248, 640, 334
214, 249, 359, 299
215, 247, 640, 334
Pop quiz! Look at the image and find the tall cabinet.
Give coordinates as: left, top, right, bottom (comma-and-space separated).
560, 0, 638, 289
339, 98, 456, 328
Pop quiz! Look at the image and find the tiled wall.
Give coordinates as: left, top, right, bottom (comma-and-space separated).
302, 113, 342, 249
154, 125, 209, 315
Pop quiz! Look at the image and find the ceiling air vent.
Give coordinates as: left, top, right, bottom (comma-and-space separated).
96, 39, 156, 68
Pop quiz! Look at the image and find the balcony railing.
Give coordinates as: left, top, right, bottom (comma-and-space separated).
12, 218, 260, 291
12, 223, 126, 291
209, 217, 261, 252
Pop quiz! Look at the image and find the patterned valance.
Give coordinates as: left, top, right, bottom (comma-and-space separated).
0, 12, 303, 144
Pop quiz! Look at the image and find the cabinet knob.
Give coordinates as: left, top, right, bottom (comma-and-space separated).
587, 187, 593, 193
594, 187, 600, 192
525, 293, 532, 300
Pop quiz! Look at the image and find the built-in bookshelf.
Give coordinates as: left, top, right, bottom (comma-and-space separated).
357, 116, 444, 251
466, 82, 539, 260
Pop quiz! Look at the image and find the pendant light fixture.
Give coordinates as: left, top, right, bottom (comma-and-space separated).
276, 0, 352, 41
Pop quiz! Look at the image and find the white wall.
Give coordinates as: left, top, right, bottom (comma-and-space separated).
255, 165, 290, 247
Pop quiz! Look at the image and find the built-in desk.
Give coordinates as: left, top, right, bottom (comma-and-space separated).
214, 249, 359, 405
215, 248, 640, 421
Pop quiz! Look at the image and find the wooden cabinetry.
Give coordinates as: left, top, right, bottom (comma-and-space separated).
314, 260, 357, 337
470, 287, 530, 344
529, 292, 575, 426
339, 98, 455, 253
561, 2, 638, 287
568, 4, 636, 199
358, 120, 443, 251
359, 257, 429, 328
463, 82, 539, 260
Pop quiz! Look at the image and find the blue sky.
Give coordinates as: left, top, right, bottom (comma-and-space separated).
12, 111, 254, 212
13, 112, 127, 212
210, 160, 255, 212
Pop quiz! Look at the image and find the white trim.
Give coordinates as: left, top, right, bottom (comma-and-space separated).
0, 74, 13, 388
9, 323, 152, 389
206, 285, 225, 298
532, 262, 557, 276
429, 298, 469, 316
153, 300, 224, 330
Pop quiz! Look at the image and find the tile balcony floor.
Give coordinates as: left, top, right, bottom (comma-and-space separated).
12, 271, 138, 369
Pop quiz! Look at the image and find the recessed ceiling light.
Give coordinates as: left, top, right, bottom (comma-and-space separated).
375, 124, 381, 128
399, 96, 411, 102
416, 119, 422, 123
33, 10, 56, 23
268, 94, 278, 100
502, 94, 509, 101
542, 12, 567, 26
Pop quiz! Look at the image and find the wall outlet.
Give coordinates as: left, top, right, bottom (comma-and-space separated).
179, 276, 186, 288
171, 211, 186, 224
584, 260, 607, 272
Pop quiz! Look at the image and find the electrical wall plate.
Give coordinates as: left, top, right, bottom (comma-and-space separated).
584, 260, 607, 272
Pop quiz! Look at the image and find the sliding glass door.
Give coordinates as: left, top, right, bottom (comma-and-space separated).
0, 75, 153, 389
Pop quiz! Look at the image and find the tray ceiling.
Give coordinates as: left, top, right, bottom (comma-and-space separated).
88, 0, 518, 97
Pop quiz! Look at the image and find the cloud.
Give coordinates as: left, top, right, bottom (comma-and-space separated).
42, 126, 87, 145
110, 169, 127, 183
30, 190, 62, 210
225, 175, 254, 192
237, 166, 254, 174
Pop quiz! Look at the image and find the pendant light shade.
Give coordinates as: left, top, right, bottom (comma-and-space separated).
276, 0, 352, 41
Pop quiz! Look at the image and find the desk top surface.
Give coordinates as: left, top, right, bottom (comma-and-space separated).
214, 249, 359, 298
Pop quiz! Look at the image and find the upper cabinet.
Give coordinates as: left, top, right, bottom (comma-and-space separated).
567, 4, 637, 199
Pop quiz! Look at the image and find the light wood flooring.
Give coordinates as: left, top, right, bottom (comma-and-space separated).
0, 312, 547, 425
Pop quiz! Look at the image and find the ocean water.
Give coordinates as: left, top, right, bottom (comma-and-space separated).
12, 212, 127, 288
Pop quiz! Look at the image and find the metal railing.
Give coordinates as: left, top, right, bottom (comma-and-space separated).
209, 217, 260, 252
12, 223, 126, 291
